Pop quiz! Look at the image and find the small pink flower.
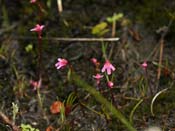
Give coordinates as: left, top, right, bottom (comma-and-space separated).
91, 58, 98, 65
30, 24, 44, 38
141, 61, 147, 70
30, 0, 37, 3
55, 58, 68, 69
93, 73, 103, 85
107, 81, 114, 88
91, 58, 100, 67
101, 60, 115, 75
30, 24, 44, 32
30, 80, 41, 90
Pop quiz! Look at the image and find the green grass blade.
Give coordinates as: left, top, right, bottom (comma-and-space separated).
71, 72, 137, 131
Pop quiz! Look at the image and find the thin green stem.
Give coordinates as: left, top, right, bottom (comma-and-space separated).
36, 87, 49, 124
129, 99, 143, 124
144, 69, 152, 96
37, 88, 43, 110
110, 88, 115, 104
38, 37, 42, 79
108, 20, 116, 59
102, 42, 108, 60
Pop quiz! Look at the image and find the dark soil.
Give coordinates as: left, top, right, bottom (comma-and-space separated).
0, 0, 175, 131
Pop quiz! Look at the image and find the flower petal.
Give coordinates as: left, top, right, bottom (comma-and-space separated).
101, 66, 106, 73
107, 68, 111, 75
110, 65, 116, 71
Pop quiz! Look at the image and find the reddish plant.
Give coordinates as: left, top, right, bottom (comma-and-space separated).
50, 101, 64, 114
46, 125, 54, 131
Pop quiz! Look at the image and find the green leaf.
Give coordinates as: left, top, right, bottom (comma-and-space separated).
20, 124, 40, 131
12, 102, 19, 123
107, 13, 123, 23
25, 44, 33, 52
47, 0, 52, 8
98, 29, 109, 36
60, 104, 65, 123
2, 5, 9, 28
67, 68, 72, 81
70, 72, 137, 131
92, 22, 109, 36
66, 92, 76, 106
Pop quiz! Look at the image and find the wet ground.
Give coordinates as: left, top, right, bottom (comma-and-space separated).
0, 0, 175, 130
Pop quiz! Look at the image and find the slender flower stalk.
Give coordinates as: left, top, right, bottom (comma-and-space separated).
30, 0, 46, 18
30, 79, 42, 106
141, 61, 152, 95
30, 24, 44, 80
30, 24, 48, 122
29, 2, 48, 123
107, 81, 115, 103
30, 78, 48, 122
101, 60, 116, 101
36, 83, 48, 123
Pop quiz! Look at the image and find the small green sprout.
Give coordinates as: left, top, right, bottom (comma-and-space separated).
20, 124, 40, 131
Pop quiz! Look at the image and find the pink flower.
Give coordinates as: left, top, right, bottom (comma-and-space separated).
30, 80, 41, 90
141, 61, 147, 70
30, 24, 44, 38
93, 73, 103, 85
55, 58, 68, 69
101, 60, 115, 75
91, 58, 98, 65
107, 81, 114, 88
30, 0, 37, 3
30, 24, 44, 32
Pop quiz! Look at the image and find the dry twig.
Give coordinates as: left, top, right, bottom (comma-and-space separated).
14, 36, 120, 42
0, 111, 20, 131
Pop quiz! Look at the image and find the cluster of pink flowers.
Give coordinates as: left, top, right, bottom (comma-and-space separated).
54, 57, 115, 88
30, 55, 148, 91
91, 59, 148, 88
91, 58, 115, 88
29, 23, 148, 91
